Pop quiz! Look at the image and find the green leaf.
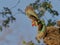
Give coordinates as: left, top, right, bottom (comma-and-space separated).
35, 0, 40, 3
47, 19, 56, 26
48, 8, 59, 16
52, 10, 59, 16
0, 26, 2, 31
3, 7, 12, 14
30, 3, 33, 6
23, 40, 26, 44
11, 16, 16, 20
33, 3, 38, 9
2, 17, 10, 27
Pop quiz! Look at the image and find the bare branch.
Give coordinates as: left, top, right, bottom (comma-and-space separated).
10, 0, 20, 9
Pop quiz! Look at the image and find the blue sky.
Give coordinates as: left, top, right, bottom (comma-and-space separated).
0, 0, 60, 45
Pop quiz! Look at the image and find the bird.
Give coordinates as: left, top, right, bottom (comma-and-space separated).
25, 6, 46, 42
25, 6, 39, 26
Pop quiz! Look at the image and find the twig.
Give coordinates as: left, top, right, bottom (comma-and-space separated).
18, 9, 26, 15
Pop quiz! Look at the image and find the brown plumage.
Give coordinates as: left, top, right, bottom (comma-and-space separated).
25, 6, 38, 20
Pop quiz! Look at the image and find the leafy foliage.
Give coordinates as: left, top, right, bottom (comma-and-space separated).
29, 0, 59, 26
23, 41, 34, 45
47, 19, 56, 26
0, 0, 59, 32
0, 7, 16, 31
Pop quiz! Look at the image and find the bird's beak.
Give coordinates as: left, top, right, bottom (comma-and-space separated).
32, 22, 35, 26
32, 20, 37, 26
